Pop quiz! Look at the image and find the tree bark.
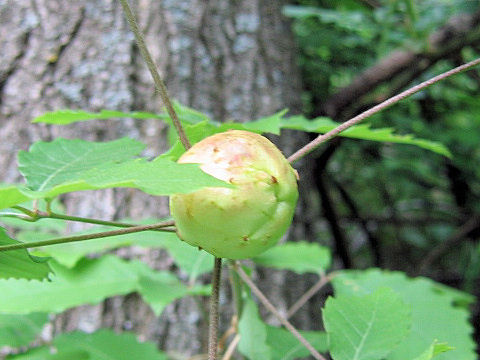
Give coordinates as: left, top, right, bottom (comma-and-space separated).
0, 0, 318, 356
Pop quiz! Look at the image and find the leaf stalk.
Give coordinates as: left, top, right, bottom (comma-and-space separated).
10, 206, 173, 231
208, 257, 223, 360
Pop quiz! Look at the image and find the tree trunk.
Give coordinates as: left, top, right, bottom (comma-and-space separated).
0, 0, 322, 356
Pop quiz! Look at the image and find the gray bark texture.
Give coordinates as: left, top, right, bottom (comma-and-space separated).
0, 0, 322, 357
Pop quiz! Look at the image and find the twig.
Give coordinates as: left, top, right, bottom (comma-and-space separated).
218, 316, 237, 353
0, 220, 175, 252
11, 206, 175, 231
233, 262, 327, 360
208, 257, 222, 360
288, 57, 480, 163
119, 0, 191, 149
287, 272, 336, 319
0, 212, 36, 221
221, 334, 240, 360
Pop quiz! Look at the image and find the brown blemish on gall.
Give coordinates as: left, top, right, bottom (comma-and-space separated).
242, 236, 249, 242
185, 202, 193, 218
271, 175, 278, 184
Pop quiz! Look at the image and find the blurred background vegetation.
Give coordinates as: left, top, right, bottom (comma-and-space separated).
1, 0, 479, 357
285, 0, 480, 342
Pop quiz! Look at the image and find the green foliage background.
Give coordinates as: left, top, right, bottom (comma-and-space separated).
0, 1, 479, 359
287, 0, 480, 294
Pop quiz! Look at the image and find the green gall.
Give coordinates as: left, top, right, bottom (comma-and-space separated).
169, 130, 299, 259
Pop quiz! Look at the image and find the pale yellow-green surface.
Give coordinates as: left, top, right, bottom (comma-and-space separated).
169, 130, 298, 259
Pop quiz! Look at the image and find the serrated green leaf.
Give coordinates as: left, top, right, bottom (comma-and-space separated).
161, 121, 220, 160
32, 109, 161, 125
0, 313, 48, 347
238, 297, 272, 360
332, 269, 476, 360
16, 138, 230, 199
281, 116, 452, 157
0, 256, 137, 314
0, 185, 32, 210
413, 341, 455, 360
0, 255, 196, 316
30, 103, 210, 131
0, 228, 51, 280
9, 329, 167, 360
323, 287, 411, 360
162, 111, 287, 161
30, 107, 450, 158
19, 229, 131, 268
253, 241, 331, 274
266, 326, 328, 360
18, 137, 145, 192
230, 109, 287, 135
170, 101, 211, 124
80, 157, 232, 195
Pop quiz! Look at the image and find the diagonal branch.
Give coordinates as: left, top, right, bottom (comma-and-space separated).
286, 272, 336, 319
323, 10, 480, 118
10, 206, 173, 230
233, 262, 327, 360
288, 57, 480, 163
119, 0, 191, 149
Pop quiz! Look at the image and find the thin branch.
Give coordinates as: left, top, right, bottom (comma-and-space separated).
46, 212, 150, 228
208, 257, 223, 360
218, 316, 238, 353
221, 334, 240, 360
323, 10, 480, 117
0, 212, 36, 221
12, 205, 37, 216
10, 206, 175, 231
288, 57, 480, 163
233, 262, 327, 360
0, 221, 175, 252
119, 0, 191, 149
286, 272, 336, 319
